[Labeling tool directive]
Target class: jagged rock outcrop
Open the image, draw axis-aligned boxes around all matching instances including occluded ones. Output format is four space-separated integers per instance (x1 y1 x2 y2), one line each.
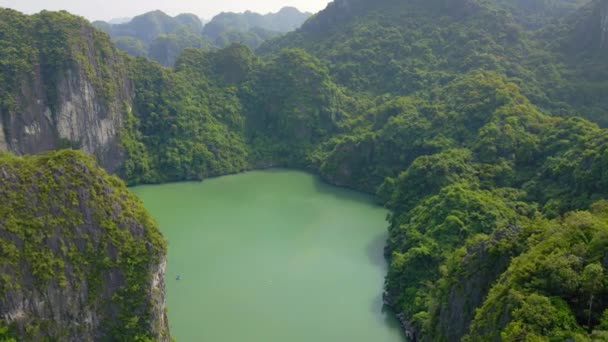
431 225 527 341
0 9 132 173
2 64 131 173
0 150 169 341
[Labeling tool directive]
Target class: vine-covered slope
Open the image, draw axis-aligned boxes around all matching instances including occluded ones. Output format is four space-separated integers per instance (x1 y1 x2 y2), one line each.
0 150 168 341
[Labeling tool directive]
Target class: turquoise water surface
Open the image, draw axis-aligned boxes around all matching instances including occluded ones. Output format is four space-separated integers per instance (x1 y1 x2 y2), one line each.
133 170 404 342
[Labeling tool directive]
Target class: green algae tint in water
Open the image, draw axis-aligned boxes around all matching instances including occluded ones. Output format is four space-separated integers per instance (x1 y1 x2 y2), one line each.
133 170 405 342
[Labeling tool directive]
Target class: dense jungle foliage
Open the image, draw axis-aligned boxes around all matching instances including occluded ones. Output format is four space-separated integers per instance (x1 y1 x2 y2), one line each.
261 0 608 126
121 0 608 339
93 7 311 66
2 0 608 340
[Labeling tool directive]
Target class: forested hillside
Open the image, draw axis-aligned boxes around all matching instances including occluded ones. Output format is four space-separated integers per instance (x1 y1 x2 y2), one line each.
93 7 311 66
203 7 311 48
93 11 211 66
261 0 608 126
2 0 608 340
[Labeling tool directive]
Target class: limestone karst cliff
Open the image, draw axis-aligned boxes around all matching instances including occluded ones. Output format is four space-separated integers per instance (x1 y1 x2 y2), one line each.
0 150 168 341
565 0 608 55
0 9 132 173
2 3 608 340
601 0 608 49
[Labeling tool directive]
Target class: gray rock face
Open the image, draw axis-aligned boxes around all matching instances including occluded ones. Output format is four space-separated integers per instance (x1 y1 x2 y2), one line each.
2 255 169 342
2 64 56 157
432 225 524 341
53 66 131 173
150 258 170 340
601 0 608 48
0 115 7 152
570 0 608 54
0 151 169 341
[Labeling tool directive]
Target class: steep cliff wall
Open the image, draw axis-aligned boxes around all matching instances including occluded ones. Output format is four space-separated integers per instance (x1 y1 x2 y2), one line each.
566 0 608 54
0 150 169 341
0 117 7 152
431 225 528 341
601 0 608 49
0 10 132 173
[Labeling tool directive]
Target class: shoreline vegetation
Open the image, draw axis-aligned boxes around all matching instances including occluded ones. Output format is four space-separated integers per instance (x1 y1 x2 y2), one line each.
1 0 608 340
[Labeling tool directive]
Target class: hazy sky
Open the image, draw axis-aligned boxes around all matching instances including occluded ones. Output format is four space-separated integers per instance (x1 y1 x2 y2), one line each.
0 0 332 21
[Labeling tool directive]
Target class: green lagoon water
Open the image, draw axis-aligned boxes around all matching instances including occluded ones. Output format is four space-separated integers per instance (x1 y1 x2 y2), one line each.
133 170 405 342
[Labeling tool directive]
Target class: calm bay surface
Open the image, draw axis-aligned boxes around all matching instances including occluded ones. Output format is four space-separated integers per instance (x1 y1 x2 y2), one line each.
132 170 405 342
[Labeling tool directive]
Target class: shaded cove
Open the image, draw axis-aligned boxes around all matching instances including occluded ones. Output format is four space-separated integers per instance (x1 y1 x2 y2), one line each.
132 170 405 341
